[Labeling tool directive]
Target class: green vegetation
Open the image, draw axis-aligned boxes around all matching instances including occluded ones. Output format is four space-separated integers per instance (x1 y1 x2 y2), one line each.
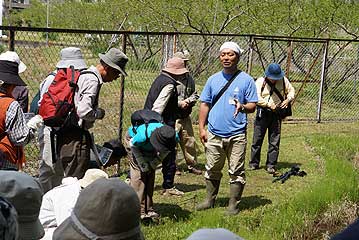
8 0 359 39
135 122 358 239
23 118 359 239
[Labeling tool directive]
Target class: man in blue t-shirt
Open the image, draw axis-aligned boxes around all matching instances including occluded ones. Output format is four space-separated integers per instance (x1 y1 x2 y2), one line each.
197 41 258 215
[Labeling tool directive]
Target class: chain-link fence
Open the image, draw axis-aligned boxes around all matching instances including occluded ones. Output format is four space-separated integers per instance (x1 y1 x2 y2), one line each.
0 26 358 161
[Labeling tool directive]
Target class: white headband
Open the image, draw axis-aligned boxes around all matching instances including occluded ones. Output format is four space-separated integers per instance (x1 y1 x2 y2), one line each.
219 42 244 55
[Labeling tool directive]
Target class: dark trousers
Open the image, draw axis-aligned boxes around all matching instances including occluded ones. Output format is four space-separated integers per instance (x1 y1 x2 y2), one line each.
162 149 176 189
250 107 282 168
55 126 91 179
161 122 176 189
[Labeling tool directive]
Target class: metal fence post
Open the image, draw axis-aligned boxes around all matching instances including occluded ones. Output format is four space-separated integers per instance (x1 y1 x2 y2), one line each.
161 34 175 69
285 40 293 78
247 35 254 74
118 33 127 139
317 40 329 123
9 29 15 51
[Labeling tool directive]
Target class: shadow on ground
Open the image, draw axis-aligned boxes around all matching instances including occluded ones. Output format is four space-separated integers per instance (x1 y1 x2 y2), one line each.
154 182 205 192
276 162 302 171
216 195 272 210
154 202 192 221
176 162 206 171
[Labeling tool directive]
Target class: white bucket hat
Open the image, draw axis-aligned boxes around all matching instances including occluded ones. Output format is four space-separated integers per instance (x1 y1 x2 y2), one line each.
56 47 87 70
78 169 108 188
0 51 27 73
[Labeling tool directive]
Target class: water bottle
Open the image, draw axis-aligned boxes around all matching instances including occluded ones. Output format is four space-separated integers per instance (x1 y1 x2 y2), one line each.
233 87 240 100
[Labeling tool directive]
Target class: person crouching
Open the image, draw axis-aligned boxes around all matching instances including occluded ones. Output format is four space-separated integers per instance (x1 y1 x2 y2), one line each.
127 123 177 219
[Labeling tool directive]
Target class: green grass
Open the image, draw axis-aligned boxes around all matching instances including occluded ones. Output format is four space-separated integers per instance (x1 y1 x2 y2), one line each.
138 122 359 239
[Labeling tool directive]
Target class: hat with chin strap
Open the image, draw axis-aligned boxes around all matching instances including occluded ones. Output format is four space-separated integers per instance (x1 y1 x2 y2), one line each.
0 61 26 86
53 178 144 240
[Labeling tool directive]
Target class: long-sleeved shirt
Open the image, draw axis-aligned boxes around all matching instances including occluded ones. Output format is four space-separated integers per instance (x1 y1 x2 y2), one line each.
255 76 295 108
5 101 31 146
39 177 81 240
152 84 174 115
74 66 103 129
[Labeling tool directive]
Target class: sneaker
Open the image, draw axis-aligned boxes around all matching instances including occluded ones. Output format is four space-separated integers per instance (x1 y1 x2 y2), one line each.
175 169 182 176
266 167 276 174
188 167 202 175
161 187 184 196
147 211 160 218
248 165 259 170
125 178 131 185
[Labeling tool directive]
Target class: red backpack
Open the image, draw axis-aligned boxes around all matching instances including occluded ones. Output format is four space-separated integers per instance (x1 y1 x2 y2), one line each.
39 66 96 127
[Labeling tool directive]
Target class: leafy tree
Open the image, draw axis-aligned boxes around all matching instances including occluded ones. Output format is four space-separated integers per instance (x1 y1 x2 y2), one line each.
8 0 359 38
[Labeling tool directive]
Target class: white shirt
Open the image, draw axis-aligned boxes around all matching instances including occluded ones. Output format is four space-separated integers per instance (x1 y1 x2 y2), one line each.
39 177 81 240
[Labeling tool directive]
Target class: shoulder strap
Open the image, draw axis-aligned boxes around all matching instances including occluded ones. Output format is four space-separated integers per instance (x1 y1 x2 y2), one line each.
282 78 287 97
264 78 285 102
212 70 241 107
79 70 99 80
261 79 266 94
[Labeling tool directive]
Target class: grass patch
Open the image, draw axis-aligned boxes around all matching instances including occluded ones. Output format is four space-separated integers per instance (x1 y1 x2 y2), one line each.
137 122 359 239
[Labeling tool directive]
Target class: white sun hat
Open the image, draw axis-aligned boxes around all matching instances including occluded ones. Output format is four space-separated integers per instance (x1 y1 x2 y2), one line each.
0 51 27 73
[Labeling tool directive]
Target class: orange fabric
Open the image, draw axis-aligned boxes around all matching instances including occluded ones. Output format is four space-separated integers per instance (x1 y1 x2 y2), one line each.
0 93 25 169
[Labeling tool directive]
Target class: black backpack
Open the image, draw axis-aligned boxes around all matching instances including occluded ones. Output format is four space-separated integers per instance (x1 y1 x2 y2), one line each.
130 109 163 140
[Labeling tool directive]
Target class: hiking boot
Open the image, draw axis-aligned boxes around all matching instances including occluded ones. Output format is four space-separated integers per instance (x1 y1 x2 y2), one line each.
226 182 245 215
188 167 202 175
196 179 220 211
266 167 276 174
161 187 184 196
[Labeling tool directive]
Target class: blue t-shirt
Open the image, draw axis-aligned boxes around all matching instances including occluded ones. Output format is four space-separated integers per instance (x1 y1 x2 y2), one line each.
200 71 258 137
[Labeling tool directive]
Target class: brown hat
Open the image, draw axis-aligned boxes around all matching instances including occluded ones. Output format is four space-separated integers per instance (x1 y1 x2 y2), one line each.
163 57 189 75
0 171 44 240
53 178 143 240
0 61 26 86
174 51 190 61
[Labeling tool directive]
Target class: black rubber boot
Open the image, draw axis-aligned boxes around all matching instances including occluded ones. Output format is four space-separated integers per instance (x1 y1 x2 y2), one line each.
226 182 245 215
196 179 220 211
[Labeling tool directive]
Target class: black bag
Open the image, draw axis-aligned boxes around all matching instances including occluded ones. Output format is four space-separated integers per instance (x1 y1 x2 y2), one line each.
131 109 163 140
262 78 293 120
277 102 292 119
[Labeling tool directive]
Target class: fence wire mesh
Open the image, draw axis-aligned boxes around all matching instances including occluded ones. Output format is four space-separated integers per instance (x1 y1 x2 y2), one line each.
0 27 358 162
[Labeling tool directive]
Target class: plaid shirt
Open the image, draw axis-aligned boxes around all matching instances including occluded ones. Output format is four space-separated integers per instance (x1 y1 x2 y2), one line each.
5 101 31 146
